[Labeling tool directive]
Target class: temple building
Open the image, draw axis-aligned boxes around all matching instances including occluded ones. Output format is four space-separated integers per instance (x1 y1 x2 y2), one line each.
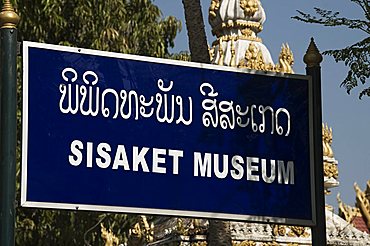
101 1 370 245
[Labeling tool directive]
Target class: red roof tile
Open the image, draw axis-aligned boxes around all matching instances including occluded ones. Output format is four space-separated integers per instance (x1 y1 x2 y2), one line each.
352 216 369 234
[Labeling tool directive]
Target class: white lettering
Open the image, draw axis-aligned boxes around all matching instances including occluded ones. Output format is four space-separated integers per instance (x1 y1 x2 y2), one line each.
96 143 111 168
261 159 276 183
112 145 130 170
246 157 259 181
152 148 166 174
194 152 212 177
168 149 183 175
87 142 93 168
231 155 244 180
278 161 295 184
133 146 150 172
69 140 83 166
214 154 228 179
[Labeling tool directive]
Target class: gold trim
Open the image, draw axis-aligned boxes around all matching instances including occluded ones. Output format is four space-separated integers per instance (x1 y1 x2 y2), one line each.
212 33 262 47
212 20 263 38
0 0 20 29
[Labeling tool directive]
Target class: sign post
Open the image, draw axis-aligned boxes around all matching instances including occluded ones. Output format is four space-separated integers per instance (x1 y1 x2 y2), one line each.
0 1 19 245
304 38 327 246
22 41 316 226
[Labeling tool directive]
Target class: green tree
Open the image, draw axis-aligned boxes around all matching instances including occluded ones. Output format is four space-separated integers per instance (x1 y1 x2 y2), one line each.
13 0 181 245
293 0 370 98
16 0 181 56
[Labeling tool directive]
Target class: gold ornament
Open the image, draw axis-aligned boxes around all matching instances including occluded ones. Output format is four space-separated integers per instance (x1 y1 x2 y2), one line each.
0 0 20 29
287 226 309 238
272 224 286 236
101 223 119 246
209 0 220 19
275 43 294 74
240 0 259 17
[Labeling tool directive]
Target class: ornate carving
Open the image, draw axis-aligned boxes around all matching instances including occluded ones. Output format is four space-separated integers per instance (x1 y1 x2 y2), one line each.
176 218 188 235
212 20 263 38
240 0 260 17
275 44 294 74
338 193 362 223
324 162 339 179
322 123 334 158
272 224 286 236
101 223 119 246
212 33 261 48
235 240 256 246
189 219 208 235
128 216 154 245
209 0 220 19
238 42 258 69
287 226 309 238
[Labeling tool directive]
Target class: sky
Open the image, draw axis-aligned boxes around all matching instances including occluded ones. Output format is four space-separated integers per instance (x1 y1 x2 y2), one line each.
153 0 370 210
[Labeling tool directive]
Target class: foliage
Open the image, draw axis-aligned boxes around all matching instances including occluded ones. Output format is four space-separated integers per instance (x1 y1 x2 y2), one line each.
14 0 181 57
167 51 191 61
293 0 370 98
12 0 181 245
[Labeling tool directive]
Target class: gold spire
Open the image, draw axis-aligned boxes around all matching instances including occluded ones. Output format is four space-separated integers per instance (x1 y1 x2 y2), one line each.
303 38 323 67
0 0 20 29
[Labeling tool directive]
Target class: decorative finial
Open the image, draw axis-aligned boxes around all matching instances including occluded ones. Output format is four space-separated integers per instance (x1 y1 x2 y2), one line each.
303 38 323 67
0 0 20 29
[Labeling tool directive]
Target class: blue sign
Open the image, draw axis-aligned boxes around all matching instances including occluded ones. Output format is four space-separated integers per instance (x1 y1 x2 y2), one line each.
21 41 315 226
